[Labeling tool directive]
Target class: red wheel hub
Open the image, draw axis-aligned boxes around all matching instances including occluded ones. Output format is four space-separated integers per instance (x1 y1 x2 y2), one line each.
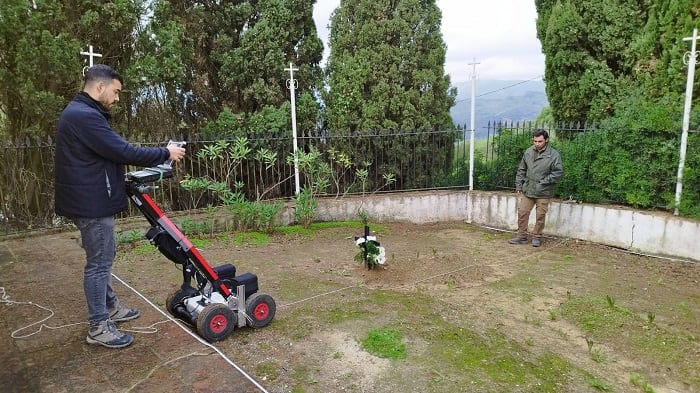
209 314 229 333
253 303 269 320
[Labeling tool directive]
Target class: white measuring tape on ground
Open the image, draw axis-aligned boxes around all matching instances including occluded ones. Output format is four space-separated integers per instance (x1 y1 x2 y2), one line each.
0 286 86 338
111 273 270 393
1 279 268 393
0 286 168 337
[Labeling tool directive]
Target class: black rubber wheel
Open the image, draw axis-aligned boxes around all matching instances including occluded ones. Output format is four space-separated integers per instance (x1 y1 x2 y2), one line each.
245 293 276 328
165 289 189 316
196 303 235 342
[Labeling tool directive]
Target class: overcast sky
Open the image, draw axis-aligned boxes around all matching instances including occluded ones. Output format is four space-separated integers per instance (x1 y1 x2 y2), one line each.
312 0 545 83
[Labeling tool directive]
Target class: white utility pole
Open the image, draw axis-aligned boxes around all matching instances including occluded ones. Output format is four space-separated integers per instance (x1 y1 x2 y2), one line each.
80 45 102 76
467 58 480 191
674 28 699 215
285 63 301 195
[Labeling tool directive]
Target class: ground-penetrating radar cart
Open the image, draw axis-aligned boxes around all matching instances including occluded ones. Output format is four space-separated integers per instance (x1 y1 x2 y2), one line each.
125 147 276 342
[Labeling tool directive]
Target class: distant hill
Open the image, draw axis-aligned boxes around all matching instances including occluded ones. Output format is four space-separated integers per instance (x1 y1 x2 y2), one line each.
450 79 549 139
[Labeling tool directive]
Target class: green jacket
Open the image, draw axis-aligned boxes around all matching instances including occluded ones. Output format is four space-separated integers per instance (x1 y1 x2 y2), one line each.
515 144 563 198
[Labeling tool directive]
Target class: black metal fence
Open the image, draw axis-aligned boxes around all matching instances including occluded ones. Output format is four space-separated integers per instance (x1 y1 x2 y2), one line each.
1 126 469 235
12 121 680 235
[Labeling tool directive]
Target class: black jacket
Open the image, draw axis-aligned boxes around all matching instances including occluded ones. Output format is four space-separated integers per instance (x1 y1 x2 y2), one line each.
54 92 169 218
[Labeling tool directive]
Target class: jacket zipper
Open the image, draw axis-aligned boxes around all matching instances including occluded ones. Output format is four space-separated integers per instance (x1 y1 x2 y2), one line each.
105 170 112 198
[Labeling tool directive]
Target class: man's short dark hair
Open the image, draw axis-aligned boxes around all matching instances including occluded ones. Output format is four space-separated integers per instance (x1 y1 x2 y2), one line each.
84 64 123 85
533 128 549 140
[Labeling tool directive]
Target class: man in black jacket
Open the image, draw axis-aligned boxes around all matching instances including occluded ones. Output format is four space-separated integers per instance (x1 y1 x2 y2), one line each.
55 65 186 348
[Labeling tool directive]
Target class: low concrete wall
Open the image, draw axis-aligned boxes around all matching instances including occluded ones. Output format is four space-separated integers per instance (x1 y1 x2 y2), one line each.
295 190 699 263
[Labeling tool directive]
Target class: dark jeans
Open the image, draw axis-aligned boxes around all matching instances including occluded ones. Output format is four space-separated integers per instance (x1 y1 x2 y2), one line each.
73 216 119 326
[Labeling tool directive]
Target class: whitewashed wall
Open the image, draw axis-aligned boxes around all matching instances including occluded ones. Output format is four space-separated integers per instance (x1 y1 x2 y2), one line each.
279 190 699 262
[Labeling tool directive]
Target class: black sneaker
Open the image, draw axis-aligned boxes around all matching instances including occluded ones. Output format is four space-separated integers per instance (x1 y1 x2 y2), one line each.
532 238 542 247
508 237 528 244
86 320 134 349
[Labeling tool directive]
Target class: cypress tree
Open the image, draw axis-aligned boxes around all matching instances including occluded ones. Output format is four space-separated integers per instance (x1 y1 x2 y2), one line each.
536 0 645 125
324 0 456 132
0 0 144 138
322 0 457 190
129 0 324 133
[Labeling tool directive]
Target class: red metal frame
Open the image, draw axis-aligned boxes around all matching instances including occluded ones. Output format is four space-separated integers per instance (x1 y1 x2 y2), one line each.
126 178 232 297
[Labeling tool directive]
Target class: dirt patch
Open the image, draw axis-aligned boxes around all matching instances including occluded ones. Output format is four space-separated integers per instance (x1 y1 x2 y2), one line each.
295 330 390 391
2 221 699 393
129 221 698 392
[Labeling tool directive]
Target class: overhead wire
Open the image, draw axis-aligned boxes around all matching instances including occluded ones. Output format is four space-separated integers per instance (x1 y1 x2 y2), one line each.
453 74 545 105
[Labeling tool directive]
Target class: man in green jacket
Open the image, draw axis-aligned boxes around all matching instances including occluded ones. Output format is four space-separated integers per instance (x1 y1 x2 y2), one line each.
509 129 563 247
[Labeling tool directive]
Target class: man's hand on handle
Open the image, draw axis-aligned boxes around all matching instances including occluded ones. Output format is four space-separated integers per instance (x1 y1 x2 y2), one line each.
167 144 186 162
